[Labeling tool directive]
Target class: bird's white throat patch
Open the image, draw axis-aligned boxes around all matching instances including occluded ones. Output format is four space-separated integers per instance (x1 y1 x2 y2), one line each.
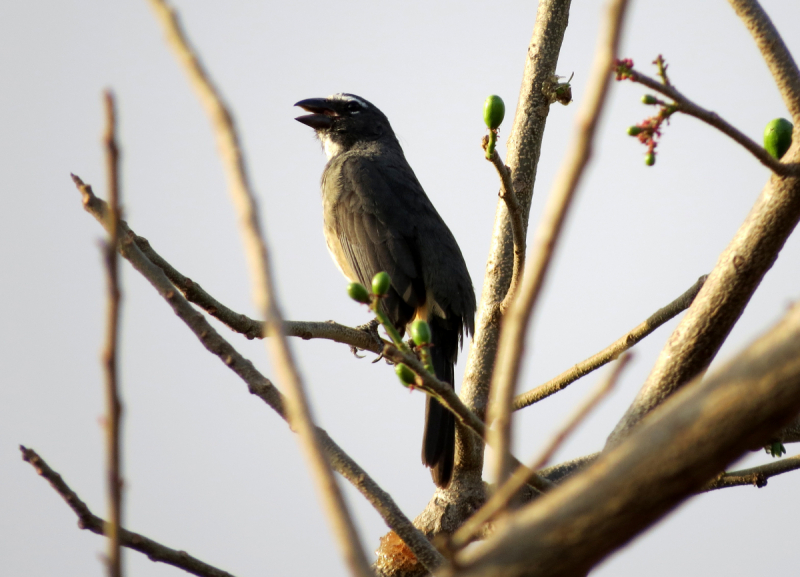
319 132 343 160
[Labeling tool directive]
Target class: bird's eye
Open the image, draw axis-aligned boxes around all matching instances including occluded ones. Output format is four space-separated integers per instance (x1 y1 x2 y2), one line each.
346 101 362 114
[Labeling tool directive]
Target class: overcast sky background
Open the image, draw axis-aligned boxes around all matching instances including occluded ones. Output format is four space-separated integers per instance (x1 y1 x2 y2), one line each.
2 0 799 575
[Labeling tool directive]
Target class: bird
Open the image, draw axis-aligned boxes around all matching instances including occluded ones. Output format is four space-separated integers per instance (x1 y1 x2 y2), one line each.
294 93 476 488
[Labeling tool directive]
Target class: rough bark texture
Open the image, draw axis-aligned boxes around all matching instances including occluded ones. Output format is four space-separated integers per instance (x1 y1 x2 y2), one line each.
451 302 800 577
607 146 800 447
457 0 572 480
374 3 573 574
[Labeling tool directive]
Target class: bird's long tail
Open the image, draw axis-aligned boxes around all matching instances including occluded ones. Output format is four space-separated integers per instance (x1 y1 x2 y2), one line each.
421 318 457 488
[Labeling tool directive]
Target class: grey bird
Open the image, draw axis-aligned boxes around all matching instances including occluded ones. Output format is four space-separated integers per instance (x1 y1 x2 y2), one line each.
294 93 476 487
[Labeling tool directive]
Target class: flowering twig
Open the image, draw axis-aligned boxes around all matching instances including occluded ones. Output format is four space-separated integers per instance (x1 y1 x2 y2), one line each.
615 56 800 175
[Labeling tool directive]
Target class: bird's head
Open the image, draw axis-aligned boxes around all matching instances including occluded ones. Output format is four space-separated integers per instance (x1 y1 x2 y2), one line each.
294 93 393 159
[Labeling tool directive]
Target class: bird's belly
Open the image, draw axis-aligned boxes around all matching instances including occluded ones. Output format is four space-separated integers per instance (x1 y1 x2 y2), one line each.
323 224 357 281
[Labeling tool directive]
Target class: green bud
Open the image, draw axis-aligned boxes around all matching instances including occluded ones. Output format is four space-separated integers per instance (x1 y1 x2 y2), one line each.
483 95 505 130
410 319 431 346
644 153 655 166
763 117 793 159
347 282 371 304
371 271 391 296
641 94 658 105
627 126 643 136
395 363 416 387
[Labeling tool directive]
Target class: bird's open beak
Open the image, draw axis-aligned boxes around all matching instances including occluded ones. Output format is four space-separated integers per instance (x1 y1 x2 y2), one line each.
295 98 336 130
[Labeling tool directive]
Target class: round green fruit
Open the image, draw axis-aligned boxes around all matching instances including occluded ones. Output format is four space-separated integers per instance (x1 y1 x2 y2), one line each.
763 118 793 159
371 271 391 296
395 363 416 386
483 95 505 130
410 319 431 346
347 282 371 304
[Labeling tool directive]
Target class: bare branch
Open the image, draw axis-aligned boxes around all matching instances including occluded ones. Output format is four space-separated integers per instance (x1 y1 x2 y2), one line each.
622 67 799 176
487 0 631 485
71 176 445 573
454 301 800 577
607 146 800 448
513 275 707 411
483 145 526 314
145 2 372 573
132 234 384 353
449 355 629 551
101 90 123 577
458 0 573 480
381 343 554 495
538 452 599 484
728 0 800 123
703 454 800 491
20 446 236 577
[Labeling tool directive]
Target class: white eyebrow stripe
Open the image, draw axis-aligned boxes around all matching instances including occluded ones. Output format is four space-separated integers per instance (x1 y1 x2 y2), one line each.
329 93 368 108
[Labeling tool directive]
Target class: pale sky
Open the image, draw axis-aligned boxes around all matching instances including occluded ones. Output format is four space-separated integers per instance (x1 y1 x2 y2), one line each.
2 1 799 576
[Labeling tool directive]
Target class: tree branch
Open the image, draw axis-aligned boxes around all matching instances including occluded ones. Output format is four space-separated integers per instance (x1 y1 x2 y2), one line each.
381 345 553 495
450 355 628 551
487 0 630 485
703 454 800 491
484 146 526 314
146 2 372 573
621 67 799 176
101 90 124 577
453 300 800 577
607 132 800 448
20 446 236 577
513 275 707 411
132 234 384 353
71 175 445 573
728 0 800 123
457 0 574 481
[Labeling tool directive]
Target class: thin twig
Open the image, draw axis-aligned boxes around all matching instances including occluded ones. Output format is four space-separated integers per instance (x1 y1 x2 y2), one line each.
380 344 554 494
703 454 800 491
513 275 707 411
133 234 384 353
71 175 445 573
20 446 236 577
102 90 123 577
483 146 526 314
727 0 800 123
449 354 629 551
623 68 799 176
145 2 372 575
486 0 631 486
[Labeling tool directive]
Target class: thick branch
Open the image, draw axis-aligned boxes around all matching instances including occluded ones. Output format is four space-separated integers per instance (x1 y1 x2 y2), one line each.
513 275 706 410
487 0 630 485
458 0 573 481
728 0 800 123
450 356 628 551
607 143 800 448
454 301 800 577
72 176 445 573
20 446 236 577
